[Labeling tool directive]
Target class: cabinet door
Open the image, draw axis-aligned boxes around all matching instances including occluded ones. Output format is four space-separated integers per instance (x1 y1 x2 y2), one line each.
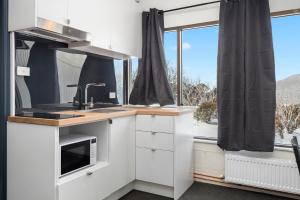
136 115 174 133
67 0 98 32
136 147 174 187
109 116 136 190
58 165 112 200
37 0 68 25
136 131 174 151
68 0 111 49
109 0 142 57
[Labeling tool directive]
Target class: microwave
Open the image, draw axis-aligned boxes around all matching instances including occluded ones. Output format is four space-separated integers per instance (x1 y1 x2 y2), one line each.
59 134 97 176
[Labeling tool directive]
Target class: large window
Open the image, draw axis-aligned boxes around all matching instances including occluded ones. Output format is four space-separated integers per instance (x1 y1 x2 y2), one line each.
182 26 218 107
114 60 124 104
164 25 219 138
164 31 178 103
273 14 300 145
163 13 300 144
130 57 139 92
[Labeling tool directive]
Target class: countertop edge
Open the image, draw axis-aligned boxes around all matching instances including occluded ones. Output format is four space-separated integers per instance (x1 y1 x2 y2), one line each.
8 107 195 127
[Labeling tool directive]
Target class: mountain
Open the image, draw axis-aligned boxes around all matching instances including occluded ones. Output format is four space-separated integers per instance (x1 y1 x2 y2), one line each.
276 74 300 105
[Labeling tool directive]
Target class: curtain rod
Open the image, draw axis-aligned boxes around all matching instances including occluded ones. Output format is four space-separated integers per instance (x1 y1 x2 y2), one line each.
160 0 221 14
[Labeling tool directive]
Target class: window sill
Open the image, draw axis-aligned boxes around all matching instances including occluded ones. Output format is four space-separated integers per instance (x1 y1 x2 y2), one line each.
193 137 293 152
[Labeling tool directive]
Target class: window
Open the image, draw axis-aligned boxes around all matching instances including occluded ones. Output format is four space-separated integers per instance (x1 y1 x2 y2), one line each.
114 60 124 104
182 26 218 108
164 31 178 103
130 57 139 92
162 13 300 143
273 14 300 146
164 25 219 138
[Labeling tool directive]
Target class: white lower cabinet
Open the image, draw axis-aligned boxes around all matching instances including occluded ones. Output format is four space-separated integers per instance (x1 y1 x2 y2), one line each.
58 165 112 200
7 112 194 200
136 147 174 187
136 131 174 151
135 115 175 188
135 113 195 200
109 116 136 190
136 115 174 133
58 116 136 200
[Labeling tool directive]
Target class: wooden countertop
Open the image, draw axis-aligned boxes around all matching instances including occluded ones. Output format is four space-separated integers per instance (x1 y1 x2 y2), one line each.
8 106 195 127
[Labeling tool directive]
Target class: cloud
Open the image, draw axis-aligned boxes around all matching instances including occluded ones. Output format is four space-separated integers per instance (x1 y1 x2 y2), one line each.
182 42 191 50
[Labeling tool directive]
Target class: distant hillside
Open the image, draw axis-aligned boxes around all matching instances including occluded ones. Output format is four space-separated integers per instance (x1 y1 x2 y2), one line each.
276 74 300 105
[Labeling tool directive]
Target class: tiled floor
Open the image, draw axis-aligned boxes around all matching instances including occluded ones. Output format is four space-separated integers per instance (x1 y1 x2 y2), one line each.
120 182 293 200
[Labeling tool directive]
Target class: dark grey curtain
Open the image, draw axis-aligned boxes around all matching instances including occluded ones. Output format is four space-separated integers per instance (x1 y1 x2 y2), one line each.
129 8 174 106
217 0 276 152
76 55 119 104
25 43 60 106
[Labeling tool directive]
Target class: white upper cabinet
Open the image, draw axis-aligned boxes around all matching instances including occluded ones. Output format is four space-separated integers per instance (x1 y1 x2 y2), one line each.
70 0 142 57
68 0 112 50
9 0 142 57
109 0 142 57
9 0 69 31
37 0 69 25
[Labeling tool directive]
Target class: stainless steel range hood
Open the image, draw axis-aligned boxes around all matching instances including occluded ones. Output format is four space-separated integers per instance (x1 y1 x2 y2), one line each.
17 18 91 44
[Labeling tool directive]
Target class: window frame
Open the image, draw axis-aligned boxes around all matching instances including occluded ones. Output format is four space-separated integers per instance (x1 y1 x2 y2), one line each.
164 9 300 106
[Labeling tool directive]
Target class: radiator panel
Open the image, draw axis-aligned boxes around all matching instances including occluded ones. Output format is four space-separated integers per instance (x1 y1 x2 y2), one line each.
225 153 300 194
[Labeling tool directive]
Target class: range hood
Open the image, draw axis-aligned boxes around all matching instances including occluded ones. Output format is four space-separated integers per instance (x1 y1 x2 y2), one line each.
17 18 91 44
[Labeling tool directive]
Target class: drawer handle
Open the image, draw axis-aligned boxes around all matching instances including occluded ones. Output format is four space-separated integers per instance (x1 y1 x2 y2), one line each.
86 171 93 176
151 148 157 152
152 132 157 135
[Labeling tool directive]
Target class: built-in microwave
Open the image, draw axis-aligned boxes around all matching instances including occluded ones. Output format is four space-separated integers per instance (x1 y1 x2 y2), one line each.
59 134 97 177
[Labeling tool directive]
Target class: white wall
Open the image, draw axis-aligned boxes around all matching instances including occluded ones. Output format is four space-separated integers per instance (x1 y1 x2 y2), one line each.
140 0 300 28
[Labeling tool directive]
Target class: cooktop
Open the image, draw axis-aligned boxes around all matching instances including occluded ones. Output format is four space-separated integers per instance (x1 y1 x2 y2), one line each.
15 112 83 120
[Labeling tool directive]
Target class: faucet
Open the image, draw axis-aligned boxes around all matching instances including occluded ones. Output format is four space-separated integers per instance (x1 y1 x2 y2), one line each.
84 82 106 109
67 82 106 110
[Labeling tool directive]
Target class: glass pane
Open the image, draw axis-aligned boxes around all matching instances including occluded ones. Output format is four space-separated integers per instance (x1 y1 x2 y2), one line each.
273 14 300 145
130 57 139 93
164 31 177 104
182 26 218 107
182 26 219 138
114 60 124 104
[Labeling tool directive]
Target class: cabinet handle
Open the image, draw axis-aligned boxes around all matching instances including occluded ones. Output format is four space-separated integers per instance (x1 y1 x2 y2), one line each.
151 148 156 152
86 171 93 176
152 132 157 135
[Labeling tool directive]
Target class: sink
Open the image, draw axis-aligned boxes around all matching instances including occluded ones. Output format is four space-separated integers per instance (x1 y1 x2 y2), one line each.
81 108 127 113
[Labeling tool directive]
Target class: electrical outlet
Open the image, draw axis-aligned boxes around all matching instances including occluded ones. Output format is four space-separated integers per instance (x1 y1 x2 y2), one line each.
109 92 116 99
17 66 30 76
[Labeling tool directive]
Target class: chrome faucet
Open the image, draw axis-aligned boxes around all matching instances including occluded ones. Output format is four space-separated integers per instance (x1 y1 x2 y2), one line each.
84 82 106 109
67 82 106 110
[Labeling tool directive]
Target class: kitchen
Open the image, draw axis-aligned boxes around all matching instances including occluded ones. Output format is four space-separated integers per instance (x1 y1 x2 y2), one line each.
1 0 300 200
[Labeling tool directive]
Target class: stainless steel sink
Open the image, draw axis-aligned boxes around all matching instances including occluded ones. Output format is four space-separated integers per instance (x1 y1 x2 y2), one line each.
81 108 127 113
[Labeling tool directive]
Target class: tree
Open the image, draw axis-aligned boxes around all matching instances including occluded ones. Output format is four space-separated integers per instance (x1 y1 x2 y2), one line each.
275 104 300 138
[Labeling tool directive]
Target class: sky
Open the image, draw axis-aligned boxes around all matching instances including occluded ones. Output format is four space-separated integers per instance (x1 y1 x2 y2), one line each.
164 14 300 88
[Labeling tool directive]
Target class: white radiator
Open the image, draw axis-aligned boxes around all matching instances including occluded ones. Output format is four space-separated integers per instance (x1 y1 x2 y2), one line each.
225 153 300 194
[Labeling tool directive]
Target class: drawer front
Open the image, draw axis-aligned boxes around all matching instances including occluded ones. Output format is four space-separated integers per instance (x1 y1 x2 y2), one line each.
136 147 174 187
136 115 174 133
58 166 112 200
136 131 174 151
